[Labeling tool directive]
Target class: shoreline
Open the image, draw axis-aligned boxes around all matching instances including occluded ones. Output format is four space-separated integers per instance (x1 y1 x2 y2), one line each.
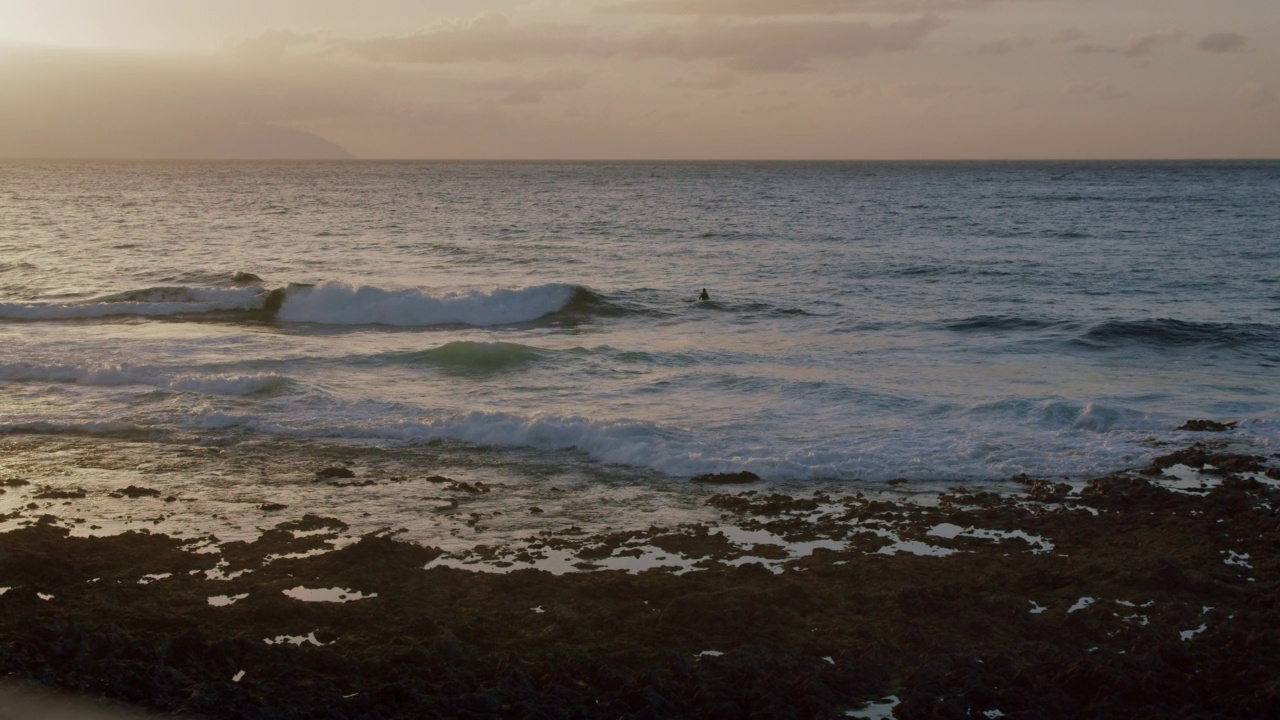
0 435 1277 717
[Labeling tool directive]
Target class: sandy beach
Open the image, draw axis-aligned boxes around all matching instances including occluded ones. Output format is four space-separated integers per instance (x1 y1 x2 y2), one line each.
1 431 1277 719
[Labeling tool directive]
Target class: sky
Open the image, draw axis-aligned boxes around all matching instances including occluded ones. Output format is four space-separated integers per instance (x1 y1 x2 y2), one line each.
0 0 1276 159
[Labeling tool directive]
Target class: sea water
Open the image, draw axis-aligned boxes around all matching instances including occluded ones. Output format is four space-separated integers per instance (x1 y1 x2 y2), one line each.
1 160 1278 541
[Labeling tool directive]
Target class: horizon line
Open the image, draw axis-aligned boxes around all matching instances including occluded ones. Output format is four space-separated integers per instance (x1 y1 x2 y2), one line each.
3 156 1279 163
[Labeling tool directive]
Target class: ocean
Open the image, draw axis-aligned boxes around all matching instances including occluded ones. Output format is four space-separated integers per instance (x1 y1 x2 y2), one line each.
2 160 1278 547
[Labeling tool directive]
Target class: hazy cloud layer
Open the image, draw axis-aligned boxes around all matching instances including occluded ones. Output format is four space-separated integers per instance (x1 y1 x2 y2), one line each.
1065 79 1130 101
599 0 1010 15
473 71 591 104
629 16 945 72
1198 32 1248 54
975 36 1035 55
1071 31 1185 58
251 12 949 74
667 72 739 89
1240 83 1275 111
1 0 1277 159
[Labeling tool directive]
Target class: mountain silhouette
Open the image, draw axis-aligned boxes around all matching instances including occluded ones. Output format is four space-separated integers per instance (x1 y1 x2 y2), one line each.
204 124 354 159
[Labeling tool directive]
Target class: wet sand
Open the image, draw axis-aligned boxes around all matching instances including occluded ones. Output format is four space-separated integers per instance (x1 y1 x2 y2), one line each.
1 436 1278 718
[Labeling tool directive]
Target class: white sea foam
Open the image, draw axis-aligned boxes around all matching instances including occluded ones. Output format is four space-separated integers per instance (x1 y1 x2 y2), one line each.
182 403 1155 483
275 281 578 327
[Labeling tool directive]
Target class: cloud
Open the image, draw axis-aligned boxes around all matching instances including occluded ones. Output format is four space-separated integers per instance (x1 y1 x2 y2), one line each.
599 0 1010 15
1064 79 1129 100
1197 32 1248 55
896 83 1002 98
1239 83 1275 111
257 12 946 74
230 28 328 60
472 71 591 104
337 13 606 64
1049 28 1086 44
667 72 740 89
975 36 1035 56
630 15 947 73
1071 30 1185 58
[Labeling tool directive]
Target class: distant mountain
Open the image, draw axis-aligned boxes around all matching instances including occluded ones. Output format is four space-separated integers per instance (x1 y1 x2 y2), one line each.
204 124 355 160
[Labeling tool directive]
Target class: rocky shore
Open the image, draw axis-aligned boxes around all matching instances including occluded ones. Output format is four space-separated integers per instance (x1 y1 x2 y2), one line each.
1 439 1278 719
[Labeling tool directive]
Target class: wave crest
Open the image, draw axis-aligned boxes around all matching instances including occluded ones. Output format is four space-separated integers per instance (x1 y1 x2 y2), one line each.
275 282 587 327
1075 319 1280 349
393 341 547 373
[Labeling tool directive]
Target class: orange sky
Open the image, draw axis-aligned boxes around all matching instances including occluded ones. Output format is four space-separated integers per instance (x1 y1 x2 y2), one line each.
1 0 1276 159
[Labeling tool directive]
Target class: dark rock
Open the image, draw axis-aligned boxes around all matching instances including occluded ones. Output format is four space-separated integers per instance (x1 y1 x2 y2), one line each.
277 514 349 533
1179 419 1237 432
32 487 87 499
258 503 288 512
1 440 1278 720
117 486 162 498
315 467 355 479
691 471 761 485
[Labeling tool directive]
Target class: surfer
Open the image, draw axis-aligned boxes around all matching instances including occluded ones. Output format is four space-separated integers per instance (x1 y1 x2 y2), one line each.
698 288 710 302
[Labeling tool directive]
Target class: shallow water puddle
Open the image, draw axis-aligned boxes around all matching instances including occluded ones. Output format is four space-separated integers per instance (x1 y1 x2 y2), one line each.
138 573 172 585
1068 597 1096 613
847 695 900 719
282 585 377 602
877 539 955 557
928 522 1054 553
1223 550 1252 568
208 593 249 607
204 559 251 581
265 631 332 646
1181 624 1208 641
1152 465 1220 494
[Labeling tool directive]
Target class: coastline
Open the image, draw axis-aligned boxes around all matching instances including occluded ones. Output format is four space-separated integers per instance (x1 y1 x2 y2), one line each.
1 433 1277 717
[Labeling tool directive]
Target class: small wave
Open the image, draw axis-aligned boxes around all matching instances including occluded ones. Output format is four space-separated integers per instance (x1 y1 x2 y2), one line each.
0 421 151 438
390 341 547 373
0 286 270 321
0 362 290 396
1074 319 1280 349
689 297 812 317
276 281 593 327
896 265 953 277
943 315 1063 332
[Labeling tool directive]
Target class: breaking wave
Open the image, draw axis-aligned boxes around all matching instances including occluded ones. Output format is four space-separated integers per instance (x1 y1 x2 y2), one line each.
275 281 594 327
0 280 615 328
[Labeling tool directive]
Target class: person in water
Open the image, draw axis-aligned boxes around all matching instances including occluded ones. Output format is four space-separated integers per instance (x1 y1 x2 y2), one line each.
698 288 710 301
